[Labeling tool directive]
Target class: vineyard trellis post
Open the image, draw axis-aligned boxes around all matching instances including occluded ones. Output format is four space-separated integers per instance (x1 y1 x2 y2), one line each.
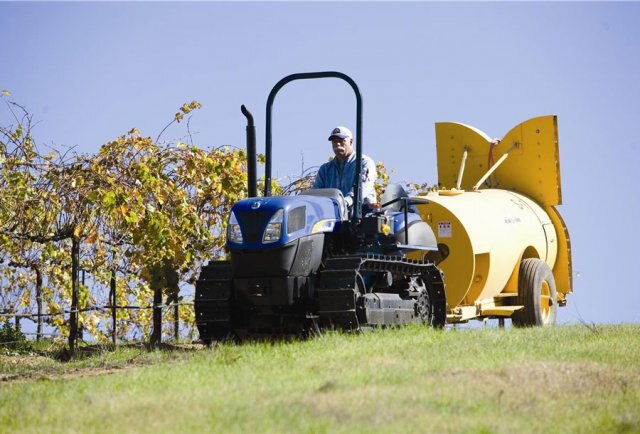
35 266 43 341
110 269 117 345
68 237 80 350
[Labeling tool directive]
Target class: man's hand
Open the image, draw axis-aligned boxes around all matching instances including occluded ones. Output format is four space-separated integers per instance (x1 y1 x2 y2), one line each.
344 196 354 208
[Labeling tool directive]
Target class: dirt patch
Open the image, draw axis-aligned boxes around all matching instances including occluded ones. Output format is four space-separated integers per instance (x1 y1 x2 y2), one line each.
0 342 212 384
1 359 140 384
0 354 52 368
495 361 638 396
301 361 640 425
1 354 54 382
436 361 640 416
26 365 135 383
435 361 640 401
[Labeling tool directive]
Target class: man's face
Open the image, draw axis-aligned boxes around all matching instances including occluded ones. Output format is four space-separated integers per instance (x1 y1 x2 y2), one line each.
331 137 353 161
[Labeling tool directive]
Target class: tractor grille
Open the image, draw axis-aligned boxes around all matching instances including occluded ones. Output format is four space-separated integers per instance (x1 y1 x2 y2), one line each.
236 210 273 243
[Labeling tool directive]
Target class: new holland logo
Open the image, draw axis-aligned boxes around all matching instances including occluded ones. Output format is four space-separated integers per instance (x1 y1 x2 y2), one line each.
251 201 261 209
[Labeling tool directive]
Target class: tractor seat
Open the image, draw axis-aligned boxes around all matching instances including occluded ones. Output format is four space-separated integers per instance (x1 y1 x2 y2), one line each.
380 184 409 214
300 188 348 221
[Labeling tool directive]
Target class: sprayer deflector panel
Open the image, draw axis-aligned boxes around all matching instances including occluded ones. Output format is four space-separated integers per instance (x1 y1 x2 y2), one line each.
435 115 561 206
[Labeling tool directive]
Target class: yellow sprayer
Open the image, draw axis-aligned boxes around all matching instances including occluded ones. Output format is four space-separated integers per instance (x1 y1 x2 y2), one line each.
410 115 572 326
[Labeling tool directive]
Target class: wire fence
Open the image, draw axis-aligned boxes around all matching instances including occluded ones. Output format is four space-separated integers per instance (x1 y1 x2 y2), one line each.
0 301 197 346
0 301 195 318
0 332 62 348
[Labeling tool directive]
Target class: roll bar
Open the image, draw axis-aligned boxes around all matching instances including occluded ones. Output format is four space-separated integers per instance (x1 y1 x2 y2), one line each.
263 72 364 221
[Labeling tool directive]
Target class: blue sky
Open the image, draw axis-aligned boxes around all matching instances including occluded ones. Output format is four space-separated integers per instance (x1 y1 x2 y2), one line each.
1 2 639 325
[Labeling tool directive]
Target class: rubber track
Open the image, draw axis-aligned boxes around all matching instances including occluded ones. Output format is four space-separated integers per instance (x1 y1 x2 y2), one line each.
195 254 447 340
317 254 447 330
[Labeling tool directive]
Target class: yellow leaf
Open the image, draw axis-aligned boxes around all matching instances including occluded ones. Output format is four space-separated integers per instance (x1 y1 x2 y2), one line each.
74 225 82 237
85 231 98 244
1 90 10 95
156 191 167 205
125 211 139 224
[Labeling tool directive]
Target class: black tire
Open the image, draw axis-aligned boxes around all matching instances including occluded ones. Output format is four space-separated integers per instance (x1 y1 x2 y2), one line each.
512 258 557 327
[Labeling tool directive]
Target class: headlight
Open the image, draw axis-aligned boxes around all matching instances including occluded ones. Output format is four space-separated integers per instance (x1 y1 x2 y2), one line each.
227 211 243 243
312 219 336 233
263 209 283 243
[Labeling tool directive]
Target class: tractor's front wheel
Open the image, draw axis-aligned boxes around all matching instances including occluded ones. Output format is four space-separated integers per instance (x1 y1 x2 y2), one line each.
512 258 557 327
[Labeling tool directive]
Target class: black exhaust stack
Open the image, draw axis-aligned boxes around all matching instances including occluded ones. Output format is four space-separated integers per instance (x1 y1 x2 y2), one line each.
241 105 257 198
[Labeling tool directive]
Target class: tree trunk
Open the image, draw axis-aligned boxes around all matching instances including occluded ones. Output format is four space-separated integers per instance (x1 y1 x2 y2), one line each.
68 237 79 351
110 270 117 345
35 266 43 342
150 261 179 346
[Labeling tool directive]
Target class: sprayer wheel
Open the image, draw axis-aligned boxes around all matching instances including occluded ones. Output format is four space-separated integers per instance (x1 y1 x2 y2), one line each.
512 258 557 327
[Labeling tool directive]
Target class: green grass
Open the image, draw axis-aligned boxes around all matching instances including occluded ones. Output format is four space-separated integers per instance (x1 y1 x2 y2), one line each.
1 325 639 433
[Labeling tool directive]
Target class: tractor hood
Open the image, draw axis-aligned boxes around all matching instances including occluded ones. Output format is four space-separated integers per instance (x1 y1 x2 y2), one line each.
227 195 342 249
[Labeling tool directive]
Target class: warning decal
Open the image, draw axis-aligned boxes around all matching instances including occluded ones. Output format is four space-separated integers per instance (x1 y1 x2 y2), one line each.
438 221 452 238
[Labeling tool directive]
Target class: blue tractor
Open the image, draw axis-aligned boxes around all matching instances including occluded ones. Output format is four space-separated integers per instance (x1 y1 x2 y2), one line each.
195 72 446 341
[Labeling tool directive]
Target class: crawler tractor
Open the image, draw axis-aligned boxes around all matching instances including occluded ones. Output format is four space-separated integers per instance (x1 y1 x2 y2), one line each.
195 72 447 341
194 72 573 341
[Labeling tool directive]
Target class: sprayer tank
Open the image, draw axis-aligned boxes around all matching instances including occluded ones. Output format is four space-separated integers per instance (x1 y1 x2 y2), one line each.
415 189 558 311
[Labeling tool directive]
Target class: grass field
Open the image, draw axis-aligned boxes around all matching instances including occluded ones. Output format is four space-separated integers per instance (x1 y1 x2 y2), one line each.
1 324 639 433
